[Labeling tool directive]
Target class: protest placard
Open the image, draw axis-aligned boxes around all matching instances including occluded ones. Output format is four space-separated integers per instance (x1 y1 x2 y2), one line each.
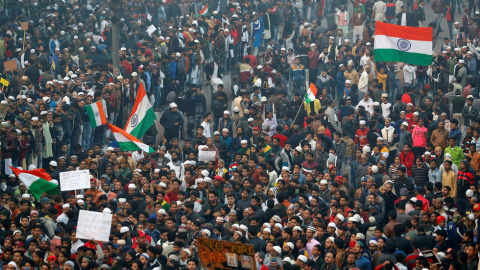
4 60 18 72
420 250 441 265
197 237 256 270
76 210 112 242
59 170 90 191
198 151 216 162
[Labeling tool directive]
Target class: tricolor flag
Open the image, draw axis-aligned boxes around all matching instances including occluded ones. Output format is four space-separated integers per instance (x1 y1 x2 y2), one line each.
305 83 317 104
199 4 208 15
374 22 432 66
124 82 156 139
86 101 107 128
11 166 59 200
110 124 154 154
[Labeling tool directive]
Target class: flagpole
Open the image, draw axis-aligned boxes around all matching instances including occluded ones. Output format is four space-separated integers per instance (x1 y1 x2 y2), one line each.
155 118 167 145
292 96 306 125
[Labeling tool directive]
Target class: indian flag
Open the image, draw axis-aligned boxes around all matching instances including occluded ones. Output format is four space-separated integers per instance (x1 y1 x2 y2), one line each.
110 124 154 154
374 22 432 66
305 83 317 104
199 4 208 15
11 166 59 200
124 82 156 139
86 101 107 128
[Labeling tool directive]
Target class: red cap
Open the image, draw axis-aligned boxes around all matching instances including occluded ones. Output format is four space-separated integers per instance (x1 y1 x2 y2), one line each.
138 230 146 237
414 4 418 9
437 215 446 224
48 255 57 261
335 176 344 185
253 127 259 130
329 165 336 171
214 175 223 181
473 203 480 211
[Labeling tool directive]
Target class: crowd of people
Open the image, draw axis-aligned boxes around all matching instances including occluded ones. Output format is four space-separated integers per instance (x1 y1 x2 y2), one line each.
0 0 480 269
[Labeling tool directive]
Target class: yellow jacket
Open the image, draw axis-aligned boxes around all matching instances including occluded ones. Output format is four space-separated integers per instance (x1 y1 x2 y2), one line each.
304 99 321 116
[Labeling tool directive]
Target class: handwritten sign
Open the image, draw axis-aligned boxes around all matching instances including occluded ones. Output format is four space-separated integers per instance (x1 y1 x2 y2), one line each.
198 151 216 162
76 210 112 242
197 237 256 270
59 170 90 191
0 78 9 87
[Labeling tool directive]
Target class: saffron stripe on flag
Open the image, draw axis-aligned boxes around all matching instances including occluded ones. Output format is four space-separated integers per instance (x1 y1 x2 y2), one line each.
375 22 433 41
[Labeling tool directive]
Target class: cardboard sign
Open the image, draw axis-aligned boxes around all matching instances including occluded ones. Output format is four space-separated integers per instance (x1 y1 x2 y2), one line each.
59 170 90 191
198 151 216 162
76 210 112 242
21 22 28 31
197 237 256 270
4 60 18 72
420 250 441 265
0 78 9 87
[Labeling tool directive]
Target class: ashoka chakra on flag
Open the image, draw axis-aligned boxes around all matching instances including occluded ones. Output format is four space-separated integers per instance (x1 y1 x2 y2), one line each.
374 22 432 66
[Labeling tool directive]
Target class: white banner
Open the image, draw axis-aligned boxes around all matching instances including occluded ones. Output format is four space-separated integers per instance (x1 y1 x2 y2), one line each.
59 170 90 191
198 151 216 162
76 210 112 242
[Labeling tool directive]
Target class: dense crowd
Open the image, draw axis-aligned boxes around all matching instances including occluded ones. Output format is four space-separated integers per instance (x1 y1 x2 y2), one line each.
0 0 480 269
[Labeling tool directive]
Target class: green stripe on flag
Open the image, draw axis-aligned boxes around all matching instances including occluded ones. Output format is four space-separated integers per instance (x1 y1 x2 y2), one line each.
118 141 154 153
130 108 156 139
86 106 98 128
29 179 59 200
374 49 432 66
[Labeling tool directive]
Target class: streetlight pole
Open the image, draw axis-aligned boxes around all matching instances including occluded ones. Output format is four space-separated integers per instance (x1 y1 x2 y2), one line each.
110 0 121 79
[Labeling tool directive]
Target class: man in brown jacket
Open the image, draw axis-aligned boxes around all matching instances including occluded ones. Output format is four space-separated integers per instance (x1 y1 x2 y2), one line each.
351 7 366 42
431 121 449 150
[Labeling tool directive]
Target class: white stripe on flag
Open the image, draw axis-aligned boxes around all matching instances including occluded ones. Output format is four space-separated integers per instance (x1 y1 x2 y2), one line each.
91 103 103 127
375 35 432 55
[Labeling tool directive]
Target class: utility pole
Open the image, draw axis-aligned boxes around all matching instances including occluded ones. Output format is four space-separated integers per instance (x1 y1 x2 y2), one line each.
110 0 122 79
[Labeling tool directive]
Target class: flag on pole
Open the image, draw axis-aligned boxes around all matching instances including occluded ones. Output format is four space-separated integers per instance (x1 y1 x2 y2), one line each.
86 101 107 128
305 83 317 104
11 167 59 200
199 4 208 15
374 22 433 66
110 124 154 154
124 82 156 139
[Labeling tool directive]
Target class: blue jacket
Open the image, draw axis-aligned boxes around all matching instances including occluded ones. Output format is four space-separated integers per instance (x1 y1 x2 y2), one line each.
289 64 306 82
449 127 462 146
169 60 178 79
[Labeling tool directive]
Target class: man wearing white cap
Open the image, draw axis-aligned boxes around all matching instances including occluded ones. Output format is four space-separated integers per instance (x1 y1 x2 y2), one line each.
218 110 236 138
344 63 359 85
160 102 184 141
456 58 468 87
